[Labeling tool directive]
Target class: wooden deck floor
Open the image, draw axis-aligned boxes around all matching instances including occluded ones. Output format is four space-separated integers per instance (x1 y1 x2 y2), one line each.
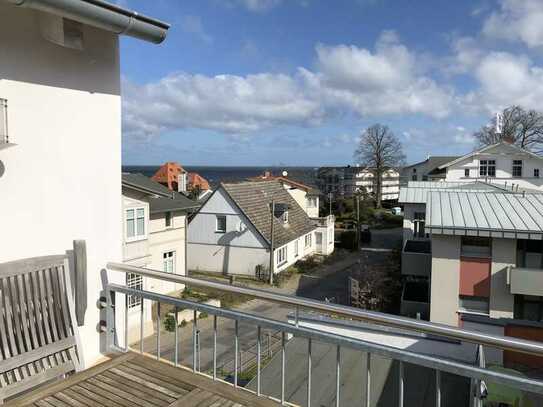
7 353 278 407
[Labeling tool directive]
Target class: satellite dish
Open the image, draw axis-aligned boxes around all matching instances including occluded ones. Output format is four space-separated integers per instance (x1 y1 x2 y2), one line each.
282 171 288 177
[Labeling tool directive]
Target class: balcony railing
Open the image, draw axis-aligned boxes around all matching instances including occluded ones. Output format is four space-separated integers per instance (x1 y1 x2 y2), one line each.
105 262 543 406
401 240 431 277
508 266 543 296
312 215 335 227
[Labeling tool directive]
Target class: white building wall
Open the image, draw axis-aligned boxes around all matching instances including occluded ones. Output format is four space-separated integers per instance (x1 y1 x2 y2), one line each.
0 5 122 366
445 144 543 190
353 168 400 200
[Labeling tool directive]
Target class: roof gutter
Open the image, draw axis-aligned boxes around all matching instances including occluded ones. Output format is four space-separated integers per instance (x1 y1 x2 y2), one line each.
7 0 170 44
122 181 171 198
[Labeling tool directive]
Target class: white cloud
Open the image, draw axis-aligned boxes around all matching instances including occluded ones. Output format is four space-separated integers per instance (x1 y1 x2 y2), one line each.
303 32 455 118
482 0 543 48
180 15 213 44
236 0 283 12
122 72 324 139
123 31 457 140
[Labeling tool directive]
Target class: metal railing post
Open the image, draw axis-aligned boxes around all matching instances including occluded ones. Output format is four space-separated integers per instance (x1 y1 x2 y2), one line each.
366 353 371 407
234 320 239 388
436 370 441 407
124 293 128 352
398 360 404 407
213 315 218 380
156 302 161 360
140 298 144 354
174 306 179 366
335 345 341 407
257 326 262 396
193 310 197 373
281 331 286 405
307 338 312 407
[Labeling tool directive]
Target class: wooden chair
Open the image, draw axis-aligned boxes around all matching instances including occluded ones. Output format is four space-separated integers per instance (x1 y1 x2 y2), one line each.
0 255 82 404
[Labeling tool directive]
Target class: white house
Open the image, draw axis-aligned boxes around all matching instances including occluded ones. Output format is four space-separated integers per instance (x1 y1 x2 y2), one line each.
440 141 543 190
188 180 318 276
122 174 199 342
0 0 168 366
353 167 400 201
250 173 335 255
400 156 459 184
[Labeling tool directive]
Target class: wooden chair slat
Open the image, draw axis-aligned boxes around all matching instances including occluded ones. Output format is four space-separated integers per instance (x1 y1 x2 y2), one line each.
0 257 67 279
30 271 54 370
0 255 83 403
2 278 25 382
0 337 76 375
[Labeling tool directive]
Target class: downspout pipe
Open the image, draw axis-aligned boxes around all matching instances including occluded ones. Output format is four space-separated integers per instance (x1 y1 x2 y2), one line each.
6 0 170 44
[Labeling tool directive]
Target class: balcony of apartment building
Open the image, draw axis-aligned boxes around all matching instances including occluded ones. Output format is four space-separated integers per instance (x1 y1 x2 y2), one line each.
401 239 431 277
4 255 543 406
508 240 543 298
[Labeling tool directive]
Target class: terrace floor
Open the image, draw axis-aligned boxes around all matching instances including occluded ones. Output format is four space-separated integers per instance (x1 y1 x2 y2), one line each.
7 353 278 407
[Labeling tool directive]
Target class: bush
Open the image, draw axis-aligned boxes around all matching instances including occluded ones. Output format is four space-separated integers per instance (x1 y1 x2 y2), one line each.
164 314 176 332
199 312 208 319
180 319 187 327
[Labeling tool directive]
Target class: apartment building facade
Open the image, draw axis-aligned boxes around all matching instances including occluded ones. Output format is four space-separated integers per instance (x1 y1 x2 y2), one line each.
317 166 400 200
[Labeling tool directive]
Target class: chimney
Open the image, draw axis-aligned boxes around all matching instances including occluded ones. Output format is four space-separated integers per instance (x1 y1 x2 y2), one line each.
178 172 187 193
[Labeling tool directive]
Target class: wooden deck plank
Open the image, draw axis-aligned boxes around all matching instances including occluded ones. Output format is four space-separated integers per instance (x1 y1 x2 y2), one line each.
6 353 278 407
125 357 197 391
98 371 175 404
4 353 136 406
109 366 186 397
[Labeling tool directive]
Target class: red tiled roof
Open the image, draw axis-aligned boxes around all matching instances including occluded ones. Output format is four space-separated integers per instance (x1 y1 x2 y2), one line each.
152 162 186 191
188 172 210 191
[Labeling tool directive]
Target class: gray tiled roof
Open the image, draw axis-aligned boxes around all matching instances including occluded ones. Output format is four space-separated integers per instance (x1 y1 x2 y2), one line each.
426 191 543 238
122 173 199 213
122 173 172 197
149 194 200 214
222 181 317 247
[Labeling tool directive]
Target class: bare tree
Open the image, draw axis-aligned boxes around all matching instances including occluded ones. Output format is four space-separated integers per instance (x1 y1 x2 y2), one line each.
475 106 543 153
354 124 405 208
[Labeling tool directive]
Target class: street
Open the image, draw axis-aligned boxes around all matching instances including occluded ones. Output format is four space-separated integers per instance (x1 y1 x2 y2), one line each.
135 227 402 380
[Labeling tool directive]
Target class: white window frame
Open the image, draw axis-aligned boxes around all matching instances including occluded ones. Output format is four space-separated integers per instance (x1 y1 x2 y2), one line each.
535 168 540 178
305 233 312 248
276 245 287 266
513 160 523 178
307 197 317 208
163 251 176 274
127 273 143 308
329 228 334 244
126 207 146 242
282 211 289 224
165 211 172 228
294 240 299 257
479 160 496 177
464 168 470 178
216 215 227 233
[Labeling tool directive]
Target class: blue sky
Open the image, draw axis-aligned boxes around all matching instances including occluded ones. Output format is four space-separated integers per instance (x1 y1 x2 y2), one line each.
120 0 543 166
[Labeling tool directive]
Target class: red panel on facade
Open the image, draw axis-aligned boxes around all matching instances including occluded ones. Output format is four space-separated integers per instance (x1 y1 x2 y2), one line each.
459 257 491 297
504 325 543 369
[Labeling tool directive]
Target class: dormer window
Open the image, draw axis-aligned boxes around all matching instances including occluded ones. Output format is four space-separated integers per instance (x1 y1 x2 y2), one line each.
272 203 289 224
479 160 495 177
0 99 8 145
513 160 523 177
